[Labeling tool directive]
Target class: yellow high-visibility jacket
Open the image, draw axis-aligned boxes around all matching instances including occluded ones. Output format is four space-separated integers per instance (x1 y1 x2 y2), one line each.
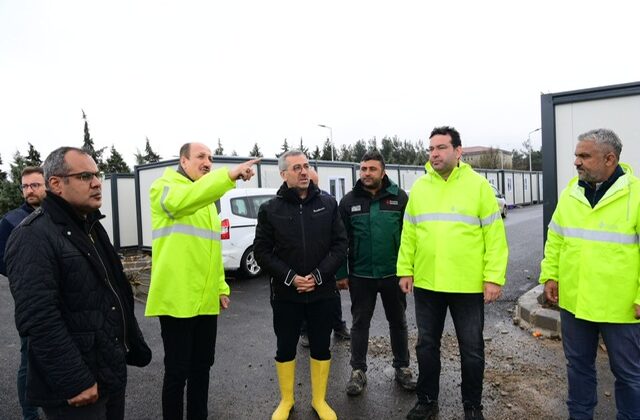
145 167 234 318
397 161 508 292
539 163 640 323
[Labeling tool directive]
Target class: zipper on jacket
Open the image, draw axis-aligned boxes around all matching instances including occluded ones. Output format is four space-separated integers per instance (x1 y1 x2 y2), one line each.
299 203 307 269
88 222 130 353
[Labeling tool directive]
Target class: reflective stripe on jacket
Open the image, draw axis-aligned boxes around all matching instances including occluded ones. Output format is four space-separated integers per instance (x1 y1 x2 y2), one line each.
146 167 234 317
539 163 640 323
396 161 508 292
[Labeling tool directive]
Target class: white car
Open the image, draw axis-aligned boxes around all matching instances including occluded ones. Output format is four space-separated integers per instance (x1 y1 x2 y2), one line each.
216 188 277 277
491 184 508 218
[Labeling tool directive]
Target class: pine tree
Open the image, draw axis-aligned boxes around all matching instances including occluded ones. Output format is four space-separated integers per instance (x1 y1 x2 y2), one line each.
135 137 162 164
105 146 131 174
298 137 309 156
214 139 224 156
0 150 29 214
0 154 7 181
351 140 367 163
338 144 351 162
81 110 107 171
25 143 42 166
249 143 263 157
277 139 289 157
310 146 321 160
320 139 333 160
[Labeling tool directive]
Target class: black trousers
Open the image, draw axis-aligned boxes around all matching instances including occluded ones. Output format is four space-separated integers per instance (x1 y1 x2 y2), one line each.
159 315 218 420
300 289 346 335
414 289 484 406
272 298 334 361
349 275 409 371
42 390 125 420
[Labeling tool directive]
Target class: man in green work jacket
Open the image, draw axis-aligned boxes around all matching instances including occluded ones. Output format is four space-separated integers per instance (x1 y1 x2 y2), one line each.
336 150 414 397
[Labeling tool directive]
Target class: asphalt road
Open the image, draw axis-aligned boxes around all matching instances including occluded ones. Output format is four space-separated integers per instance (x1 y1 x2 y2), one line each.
0 205 617 419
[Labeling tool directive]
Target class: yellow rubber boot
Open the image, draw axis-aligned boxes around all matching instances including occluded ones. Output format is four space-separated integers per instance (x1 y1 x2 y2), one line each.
310 358 337 420
272 360 296 420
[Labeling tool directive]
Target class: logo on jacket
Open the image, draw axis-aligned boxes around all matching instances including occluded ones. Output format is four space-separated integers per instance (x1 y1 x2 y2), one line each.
351 205 362 212
313 207 326 213
387 200 399 206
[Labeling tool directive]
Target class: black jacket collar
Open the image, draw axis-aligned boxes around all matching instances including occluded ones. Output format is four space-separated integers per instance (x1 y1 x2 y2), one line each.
277 181 320 204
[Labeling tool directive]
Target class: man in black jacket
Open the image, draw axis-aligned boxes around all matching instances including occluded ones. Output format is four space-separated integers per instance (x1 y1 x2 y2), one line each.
0 166 46 420
254 150 347 420
5 147 150 420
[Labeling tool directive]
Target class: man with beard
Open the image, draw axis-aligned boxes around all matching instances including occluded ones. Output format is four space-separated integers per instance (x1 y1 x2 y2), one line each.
1 166 46 420
540 128 640 419
145 142 259 420
6 147 150 420
254 150 347 420
336 150 415 396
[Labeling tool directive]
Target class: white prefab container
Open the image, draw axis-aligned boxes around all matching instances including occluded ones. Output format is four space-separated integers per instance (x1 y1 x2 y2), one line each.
102 174 137 249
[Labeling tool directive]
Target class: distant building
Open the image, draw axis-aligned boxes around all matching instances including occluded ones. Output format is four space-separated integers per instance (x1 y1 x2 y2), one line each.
461 146 513 169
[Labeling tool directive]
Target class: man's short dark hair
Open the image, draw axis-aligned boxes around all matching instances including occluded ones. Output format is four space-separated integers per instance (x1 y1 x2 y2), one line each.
360 150 385 171
21 166 44 178
42 147 88 188
429 126 462 148
179 143 191 158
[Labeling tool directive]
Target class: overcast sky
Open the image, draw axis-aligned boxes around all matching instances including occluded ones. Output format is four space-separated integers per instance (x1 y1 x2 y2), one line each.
1 0 638 172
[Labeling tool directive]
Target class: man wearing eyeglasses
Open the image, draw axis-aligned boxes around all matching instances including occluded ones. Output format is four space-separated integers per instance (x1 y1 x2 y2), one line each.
145 142 259 420
5 147 150 420
0 166 46 420
254 150 347 420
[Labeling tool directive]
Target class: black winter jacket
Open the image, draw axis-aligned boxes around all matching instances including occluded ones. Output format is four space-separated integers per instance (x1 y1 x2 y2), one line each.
0 202 34 275
253 181 348 302
5 192 150 407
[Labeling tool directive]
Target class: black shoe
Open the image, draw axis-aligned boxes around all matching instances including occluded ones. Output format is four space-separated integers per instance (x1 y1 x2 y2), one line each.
395 367 417 391
346 369 367 396
300 334 309 348
464 405 484 420
406 400 438 420
333 324 351 340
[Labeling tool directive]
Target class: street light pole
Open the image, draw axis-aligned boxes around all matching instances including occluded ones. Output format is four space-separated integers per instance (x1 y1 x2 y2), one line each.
318 124 334 161
527 128 541 172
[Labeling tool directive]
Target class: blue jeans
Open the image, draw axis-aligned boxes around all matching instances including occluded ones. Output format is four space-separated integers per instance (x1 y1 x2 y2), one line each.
18 336 40 420
349 276 409 371
414 288 484 406
560 309 640 420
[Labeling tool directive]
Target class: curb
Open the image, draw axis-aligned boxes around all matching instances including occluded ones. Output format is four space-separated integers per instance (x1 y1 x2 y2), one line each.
514 284 561 338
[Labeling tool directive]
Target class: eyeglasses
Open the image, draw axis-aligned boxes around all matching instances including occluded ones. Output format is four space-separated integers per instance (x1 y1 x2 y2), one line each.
56 171 104 182
289 163 310 174
19 182 44 191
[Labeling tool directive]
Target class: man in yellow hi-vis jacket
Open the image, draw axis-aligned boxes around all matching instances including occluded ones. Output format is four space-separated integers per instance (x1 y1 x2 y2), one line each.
146 142 258 420
540 128 640 420
397 126 508 420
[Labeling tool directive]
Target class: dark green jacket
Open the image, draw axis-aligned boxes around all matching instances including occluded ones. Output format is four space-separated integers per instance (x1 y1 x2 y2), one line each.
337 176 408 279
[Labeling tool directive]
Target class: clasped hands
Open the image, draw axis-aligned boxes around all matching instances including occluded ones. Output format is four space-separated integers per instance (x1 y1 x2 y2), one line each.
293 274 317 293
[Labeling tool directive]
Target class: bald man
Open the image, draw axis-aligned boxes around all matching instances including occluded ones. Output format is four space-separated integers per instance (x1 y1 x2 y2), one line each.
146 143 259 420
